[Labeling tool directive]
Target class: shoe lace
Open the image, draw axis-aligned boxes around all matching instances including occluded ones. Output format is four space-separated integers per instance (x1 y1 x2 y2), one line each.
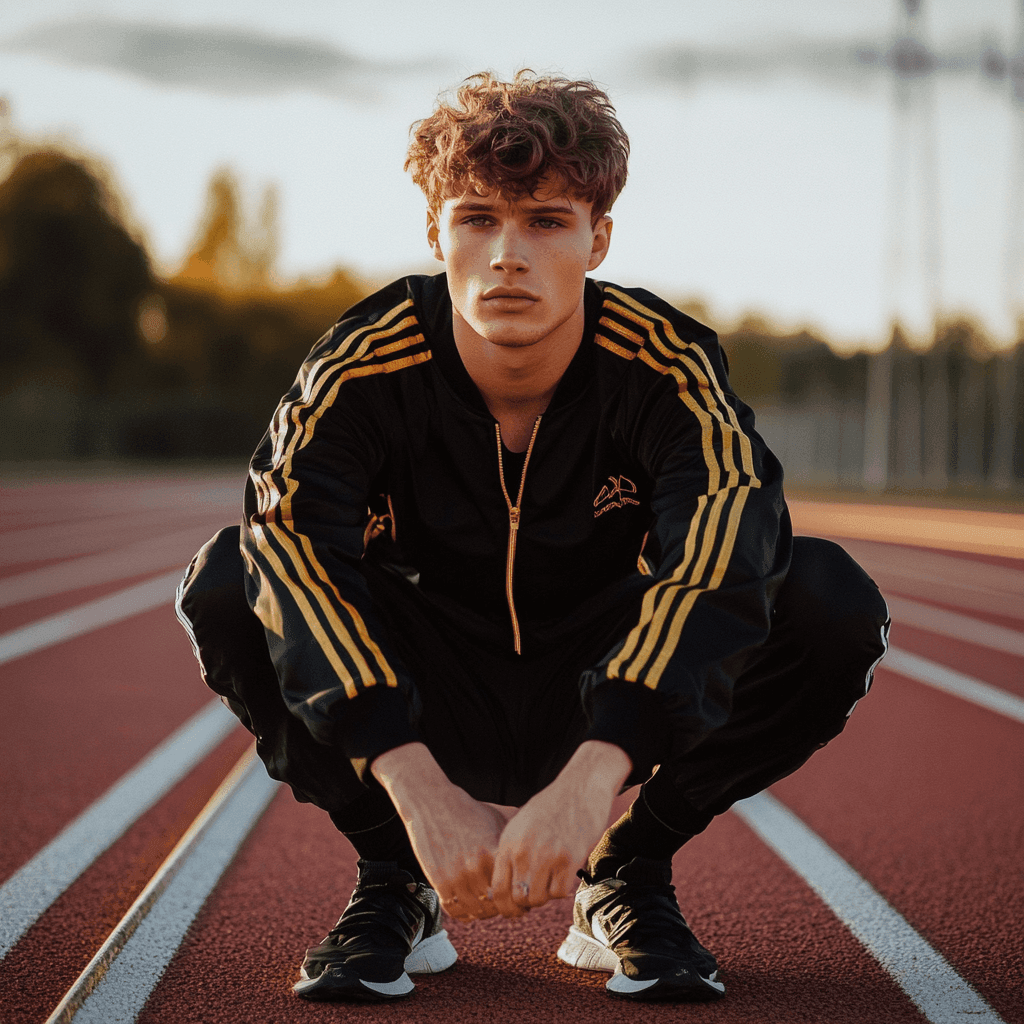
324 882 424 953
595 880 694 953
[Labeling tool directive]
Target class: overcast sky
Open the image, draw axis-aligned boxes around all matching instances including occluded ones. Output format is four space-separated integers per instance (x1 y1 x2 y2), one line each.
2 0 1021 350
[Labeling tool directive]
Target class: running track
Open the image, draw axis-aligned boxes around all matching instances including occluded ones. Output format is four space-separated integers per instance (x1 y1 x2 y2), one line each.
1 471 1021 1023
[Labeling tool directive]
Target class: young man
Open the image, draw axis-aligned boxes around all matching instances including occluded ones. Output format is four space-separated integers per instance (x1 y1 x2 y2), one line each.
177 71 889 1004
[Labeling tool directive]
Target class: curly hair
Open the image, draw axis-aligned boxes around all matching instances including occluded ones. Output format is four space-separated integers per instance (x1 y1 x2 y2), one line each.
405 70 629 220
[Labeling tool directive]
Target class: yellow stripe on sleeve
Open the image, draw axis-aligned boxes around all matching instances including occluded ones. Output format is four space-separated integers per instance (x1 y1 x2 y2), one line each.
607 288 757 479
607 492 709 677
642 484 754 686
599 288 763 691
250 302 427 694
250 521 361 699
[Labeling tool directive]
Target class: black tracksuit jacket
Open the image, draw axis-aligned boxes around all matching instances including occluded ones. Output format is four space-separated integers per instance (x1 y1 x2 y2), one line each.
242 272 792 780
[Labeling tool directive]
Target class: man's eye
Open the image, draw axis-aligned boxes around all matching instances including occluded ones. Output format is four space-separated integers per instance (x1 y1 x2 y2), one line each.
535 219 563 229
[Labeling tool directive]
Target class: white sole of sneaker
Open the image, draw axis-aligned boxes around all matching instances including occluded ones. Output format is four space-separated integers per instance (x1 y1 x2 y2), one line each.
557 926 620 972
292 965 415 1000
292 929 458 1000
607 967 725 997
406 929 458 974
558 927 726 1000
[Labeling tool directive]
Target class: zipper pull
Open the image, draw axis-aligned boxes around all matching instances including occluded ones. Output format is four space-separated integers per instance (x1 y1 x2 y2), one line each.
509 507 521 530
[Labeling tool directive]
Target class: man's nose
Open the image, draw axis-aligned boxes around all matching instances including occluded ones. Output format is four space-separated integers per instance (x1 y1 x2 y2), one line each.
490 225 529 273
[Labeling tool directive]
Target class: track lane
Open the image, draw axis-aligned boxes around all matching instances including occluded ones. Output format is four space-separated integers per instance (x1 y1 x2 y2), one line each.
0 511 231 569
48 751 278 1024
769 667 1024 1023
2 481 1020 1022
735 793 1003 1022
890 622 1024 697
0 606 220 884
0 523 229 608
0 567 187 638
886 595 1024 660
124 525 1021 1022
0 729 251 1024
0 702 237 958
133 787 932 1024
828 539 1024 625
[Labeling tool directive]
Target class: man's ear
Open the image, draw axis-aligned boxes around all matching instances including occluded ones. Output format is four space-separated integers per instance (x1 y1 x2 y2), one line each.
587 215 612 272
426 210 445 263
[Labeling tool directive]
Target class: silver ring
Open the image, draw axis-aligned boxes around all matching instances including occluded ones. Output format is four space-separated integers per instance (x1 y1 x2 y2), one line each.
514 881 530 896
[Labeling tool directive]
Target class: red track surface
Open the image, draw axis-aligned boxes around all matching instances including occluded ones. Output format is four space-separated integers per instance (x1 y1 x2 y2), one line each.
1 471 1021 1023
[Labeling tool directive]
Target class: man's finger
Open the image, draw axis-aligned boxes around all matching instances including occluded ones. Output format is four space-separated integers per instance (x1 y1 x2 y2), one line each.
549 868 577 901
470 857 507 919
532 869 559 908
488 855 525 918
441 861 491 921
441 891 469 920
511 871 550 909
475 888 506 919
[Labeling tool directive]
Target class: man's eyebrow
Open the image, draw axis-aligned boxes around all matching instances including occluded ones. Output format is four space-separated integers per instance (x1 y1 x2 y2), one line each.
526 204 579 217
450 199 579 216
451 200 499 212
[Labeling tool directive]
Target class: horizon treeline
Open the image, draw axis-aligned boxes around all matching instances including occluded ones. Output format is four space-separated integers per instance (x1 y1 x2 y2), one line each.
0 137 1016 462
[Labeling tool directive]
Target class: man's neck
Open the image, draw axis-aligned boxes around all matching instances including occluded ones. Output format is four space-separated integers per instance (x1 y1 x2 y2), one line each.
451 302 586 433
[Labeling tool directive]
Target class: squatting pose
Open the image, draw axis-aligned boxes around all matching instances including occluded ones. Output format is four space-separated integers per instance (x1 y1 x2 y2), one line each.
177 70 890 1004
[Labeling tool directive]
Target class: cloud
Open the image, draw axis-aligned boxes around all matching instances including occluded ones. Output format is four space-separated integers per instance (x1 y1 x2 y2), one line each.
3 17 437 96
633 35 1017 90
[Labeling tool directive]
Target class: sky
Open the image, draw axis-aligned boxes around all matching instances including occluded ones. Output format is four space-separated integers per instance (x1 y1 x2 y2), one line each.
1 0 1022 351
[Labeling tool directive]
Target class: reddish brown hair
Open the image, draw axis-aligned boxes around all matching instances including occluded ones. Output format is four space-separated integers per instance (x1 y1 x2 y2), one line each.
405 70 629 220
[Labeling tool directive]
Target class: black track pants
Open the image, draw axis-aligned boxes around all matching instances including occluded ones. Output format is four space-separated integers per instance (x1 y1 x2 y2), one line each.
176 528 889 835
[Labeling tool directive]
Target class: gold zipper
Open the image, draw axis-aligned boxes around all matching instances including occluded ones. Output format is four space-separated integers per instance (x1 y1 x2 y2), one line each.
495 416 542 655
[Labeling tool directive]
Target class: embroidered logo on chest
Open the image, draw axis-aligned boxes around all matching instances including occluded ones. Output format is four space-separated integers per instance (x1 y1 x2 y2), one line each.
594 475 640 517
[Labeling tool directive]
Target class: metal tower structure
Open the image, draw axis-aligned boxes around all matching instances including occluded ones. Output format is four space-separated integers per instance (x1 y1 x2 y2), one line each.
990 0 1024 490
1006 1 1024 330
863 0 945 491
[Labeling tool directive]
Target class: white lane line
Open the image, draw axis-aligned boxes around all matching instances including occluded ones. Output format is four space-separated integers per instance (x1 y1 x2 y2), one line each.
0 526 218 608
46 751 277 1024
0 569 185 665
0 699 237 959
0 509 230 566
886 646 1024 725
734 793 1005 1024
888 596 1024 658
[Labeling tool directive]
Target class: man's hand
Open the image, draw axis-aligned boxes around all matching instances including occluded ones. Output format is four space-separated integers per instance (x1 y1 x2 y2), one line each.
489 740 631 915
371 743 511 922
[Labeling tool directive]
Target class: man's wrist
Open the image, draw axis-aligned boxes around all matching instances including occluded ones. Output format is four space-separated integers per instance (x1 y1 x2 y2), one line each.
370 742 457 817
560 739 632 798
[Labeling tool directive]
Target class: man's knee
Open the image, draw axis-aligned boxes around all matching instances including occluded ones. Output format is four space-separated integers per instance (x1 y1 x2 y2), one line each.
176 525 271 712
178 525 268 661
783 537 888 634
178 525 248 633
778 536 891 722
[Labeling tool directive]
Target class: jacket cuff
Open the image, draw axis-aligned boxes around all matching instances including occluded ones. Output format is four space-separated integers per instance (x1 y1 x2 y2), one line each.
329 685 421 784
582 677 674 787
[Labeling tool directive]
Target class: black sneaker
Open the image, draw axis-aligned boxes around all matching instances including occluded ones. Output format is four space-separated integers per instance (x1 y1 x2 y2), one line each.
293 860 457 1002
557 857 725 1001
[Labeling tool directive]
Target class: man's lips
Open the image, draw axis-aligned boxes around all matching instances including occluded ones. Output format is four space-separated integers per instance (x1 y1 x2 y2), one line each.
482 288 539 301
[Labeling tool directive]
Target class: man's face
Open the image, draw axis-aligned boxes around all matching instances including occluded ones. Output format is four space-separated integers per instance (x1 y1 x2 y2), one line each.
426 181 612 349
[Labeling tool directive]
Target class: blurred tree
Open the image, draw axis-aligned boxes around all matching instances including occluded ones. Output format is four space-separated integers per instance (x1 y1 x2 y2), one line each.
179 168 246 290
178 169 281 291
249 183 280 288
0 98 20 183
0 148 151 393
720 315 784 400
